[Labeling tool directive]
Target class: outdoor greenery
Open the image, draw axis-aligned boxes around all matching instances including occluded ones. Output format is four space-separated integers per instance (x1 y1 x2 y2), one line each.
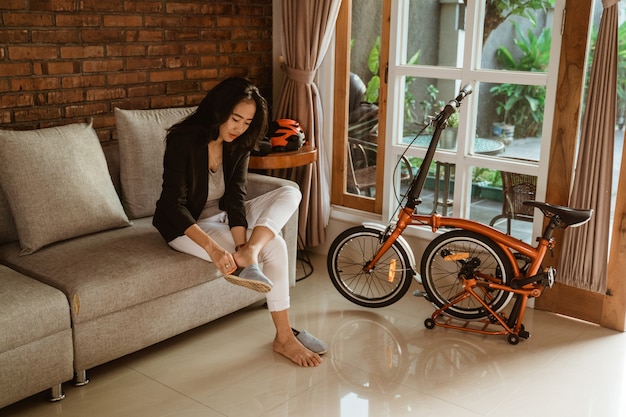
482 0 555 43
489 22 551 138
360 36 421 131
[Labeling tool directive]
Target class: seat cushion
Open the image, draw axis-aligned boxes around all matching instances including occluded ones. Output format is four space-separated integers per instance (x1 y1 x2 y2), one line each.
0 121 130 254
0 265 70 352
0 218 219 324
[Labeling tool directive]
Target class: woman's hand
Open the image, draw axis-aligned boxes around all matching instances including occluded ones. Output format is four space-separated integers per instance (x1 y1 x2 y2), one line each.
208 246 238 275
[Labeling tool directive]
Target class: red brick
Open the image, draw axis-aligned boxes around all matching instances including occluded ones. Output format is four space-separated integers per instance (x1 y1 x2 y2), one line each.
2 13 53 26
124 1 163 14
126 30 163 42
11 77 59 92
81 29 126 43
200 55 229 67
184 43 216 55
8 46 58 60
38 61 80 75
165 2 203 14
166 80 200 94
107 72 146 86
86 87 126 101
83 59 124 73
126 84 164 98
60 45 104 59
14 106 62 122
0 0 27 10
65 102 108 118
147 44 184 56
150 95 185 108
32 29 80 43
144 16 181 28
0 93 34 108
149 70 184 82
182 16 216 28
219 41 249 54
126 57 163 70
199 4 233 15
55 14 101 27
61 74 106 88
0 29 29 43
29 0 78 12
200 29 231 41
47 90 84 104
103 15 142 27
0 111 10 124
165 30 200 41
0 62 32 77
186 68 219 80
106 44 146 57
79 0 124 12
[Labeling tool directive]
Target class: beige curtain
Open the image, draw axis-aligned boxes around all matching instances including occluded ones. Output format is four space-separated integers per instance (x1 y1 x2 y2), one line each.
274 0 341 248
559 0 618 293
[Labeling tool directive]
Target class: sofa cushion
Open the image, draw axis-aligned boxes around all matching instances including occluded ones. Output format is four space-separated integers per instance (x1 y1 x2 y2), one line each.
0 265 71 353
0 121 130 254
0 187 18 245
114 107 196 219
0 218 221 324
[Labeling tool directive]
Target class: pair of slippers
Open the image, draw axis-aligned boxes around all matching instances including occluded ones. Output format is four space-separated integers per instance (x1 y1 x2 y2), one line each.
223 264 273 293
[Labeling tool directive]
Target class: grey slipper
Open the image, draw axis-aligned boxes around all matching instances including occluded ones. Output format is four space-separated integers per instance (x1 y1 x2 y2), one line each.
224 264 273 293
292 328 328 355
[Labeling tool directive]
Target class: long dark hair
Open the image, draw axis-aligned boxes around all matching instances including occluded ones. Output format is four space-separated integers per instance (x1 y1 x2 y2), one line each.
167 77 268 150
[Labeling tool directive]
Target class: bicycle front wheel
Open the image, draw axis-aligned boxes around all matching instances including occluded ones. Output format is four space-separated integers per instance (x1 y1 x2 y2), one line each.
327 226 414 308
421 230 514 320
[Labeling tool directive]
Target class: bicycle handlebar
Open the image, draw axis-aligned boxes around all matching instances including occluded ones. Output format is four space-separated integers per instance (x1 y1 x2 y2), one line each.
406 84 473 208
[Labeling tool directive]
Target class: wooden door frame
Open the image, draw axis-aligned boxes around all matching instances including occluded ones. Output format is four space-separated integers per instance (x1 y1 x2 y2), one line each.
537 0 626 332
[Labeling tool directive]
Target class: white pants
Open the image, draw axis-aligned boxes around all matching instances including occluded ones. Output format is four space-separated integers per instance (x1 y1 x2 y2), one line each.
168 186 301 312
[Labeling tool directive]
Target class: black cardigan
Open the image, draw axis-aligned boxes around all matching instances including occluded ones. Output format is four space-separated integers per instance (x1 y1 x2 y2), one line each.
153 132 250 243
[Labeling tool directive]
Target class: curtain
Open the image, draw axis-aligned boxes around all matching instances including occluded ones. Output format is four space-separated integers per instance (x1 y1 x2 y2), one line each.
274 0 342 248
559 0 618 293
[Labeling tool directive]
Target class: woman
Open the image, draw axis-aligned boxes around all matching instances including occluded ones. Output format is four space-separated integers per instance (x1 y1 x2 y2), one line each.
153 77 325 367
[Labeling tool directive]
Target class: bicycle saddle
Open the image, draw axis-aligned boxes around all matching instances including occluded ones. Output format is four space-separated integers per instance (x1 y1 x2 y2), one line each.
523 201 593 228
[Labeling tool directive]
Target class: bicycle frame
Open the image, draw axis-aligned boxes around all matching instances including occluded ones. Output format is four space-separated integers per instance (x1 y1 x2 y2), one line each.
361 84 557 341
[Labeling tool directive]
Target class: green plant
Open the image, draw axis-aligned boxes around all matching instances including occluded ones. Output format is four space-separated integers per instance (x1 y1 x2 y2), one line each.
483 0 555 44
420 84 459 129
489 23 551 138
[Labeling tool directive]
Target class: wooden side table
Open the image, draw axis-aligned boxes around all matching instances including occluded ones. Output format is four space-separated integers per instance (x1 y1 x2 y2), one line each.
248 145 318 170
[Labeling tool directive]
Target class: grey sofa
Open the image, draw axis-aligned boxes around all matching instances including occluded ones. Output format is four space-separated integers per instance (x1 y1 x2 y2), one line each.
0 108 298 408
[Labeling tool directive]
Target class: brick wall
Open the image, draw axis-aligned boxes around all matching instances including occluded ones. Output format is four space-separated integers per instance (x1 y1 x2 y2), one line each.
0 0 273 142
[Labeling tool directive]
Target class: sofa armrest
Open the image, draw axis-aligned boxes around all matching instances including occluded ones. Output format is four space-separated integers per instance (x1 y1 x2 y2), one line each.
246 172 299 286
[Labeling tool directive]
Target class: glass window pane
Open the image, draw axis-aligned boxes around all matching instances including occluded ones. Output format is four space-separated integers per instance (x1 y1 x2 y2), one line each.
481 3 554 72
469 166 535 244
476 82 545 162
406 0 465 67
347 0 383 197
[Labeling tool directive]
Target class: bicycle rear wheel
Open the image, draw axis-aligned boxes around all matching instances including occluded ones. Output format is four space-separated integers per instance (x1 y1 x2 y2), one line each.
421 230 514 320
327 226 414 308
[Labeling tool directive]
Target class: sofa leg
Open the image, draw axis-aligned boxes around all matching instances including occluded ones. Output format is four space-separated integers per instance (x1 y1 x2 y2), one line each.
75 370 90 386
49 384 65 402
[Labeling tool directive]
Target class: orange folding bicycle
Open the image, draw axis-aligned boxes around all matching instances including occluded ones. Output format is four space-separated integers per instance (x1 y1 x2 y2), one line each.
327 84 593 344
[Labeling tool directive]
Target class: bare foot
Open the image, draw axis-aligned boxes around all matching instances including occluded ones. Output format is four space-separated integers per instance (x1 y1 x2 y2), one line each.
273 334 323 367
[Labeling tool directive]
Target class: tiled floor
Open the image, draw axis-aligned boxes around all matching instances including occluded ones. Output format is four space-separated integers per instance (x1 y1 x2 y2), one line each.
2 253 626 417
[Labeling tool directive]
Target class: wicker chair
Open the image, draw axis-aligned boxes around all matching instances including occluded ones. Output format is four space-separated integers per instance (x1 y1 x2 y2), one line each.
489 172 537 234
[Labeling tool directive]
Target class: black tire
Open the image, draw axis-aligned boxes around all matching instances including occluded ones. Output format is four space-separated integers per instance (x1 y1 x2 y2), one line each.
327 226 414 308
421 230 514 320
